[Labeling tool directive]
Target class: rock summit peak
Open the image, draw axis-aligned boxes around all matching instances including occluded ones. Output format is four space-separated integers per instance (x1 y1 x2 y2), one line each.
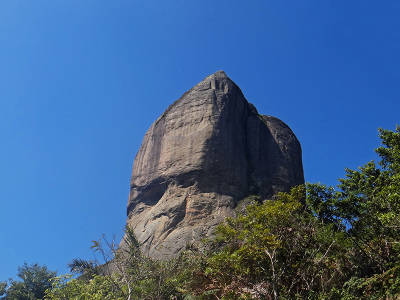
124 72 304 258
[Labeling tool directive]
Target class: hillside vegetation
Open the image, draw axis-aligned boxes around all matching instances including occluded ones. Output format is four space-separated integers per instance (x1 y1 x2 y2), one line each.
2 125 400 300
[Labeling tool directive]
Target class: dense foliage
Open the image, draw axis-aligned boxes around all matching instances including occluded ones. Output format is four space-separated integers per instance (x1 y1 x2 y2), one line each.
188 125 400 299
3 125 399 299
0 263 57 300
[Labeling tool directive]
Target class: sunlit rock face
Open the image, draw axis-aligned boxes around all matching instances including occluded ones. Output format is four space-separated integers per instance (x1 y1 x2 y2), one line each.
124 71 304 259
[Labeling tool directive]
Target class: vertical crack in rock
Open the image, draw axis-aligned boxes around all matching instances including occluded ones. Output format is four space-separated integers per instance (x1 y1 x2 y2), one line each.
123 71 304 259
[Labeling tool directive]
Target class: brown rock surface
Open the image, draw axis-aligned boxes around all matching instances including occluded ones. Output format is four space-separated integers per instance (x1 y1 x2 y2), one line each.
125 71 304 258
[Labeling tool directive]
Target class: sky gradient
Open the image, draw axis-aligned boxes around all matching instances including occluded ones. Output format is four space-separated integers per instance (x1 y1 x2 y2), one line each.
1 1 399 279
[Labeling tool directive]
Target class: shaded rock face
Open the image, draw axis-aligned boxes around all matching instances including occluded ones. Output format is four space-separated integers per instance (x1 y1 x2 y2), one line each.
125 71 304 259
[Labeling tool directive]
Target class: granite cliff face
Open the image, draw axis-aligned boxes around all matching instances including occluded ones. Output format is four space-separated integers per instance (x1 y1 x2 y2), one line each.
125 71 304 258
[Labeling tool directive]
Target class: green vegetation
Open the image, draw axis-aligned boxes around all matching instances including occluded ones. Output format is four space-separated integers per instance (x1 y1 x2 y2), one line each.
2 125 400 299
0 263 57 300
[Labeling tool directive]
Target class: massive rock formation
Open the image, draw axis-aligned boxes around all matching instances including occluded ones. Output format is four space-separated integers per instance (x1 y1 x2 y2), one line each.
125 71 304 259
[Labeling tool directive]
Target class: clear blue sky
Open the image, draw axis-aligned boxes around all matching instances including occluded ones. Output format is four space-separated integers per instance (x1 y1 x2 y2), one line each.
1 1 399 279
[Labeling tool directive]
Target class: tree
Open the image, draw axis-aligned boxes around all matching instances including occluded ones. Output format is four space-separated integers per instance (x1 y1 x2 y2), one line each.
45 274 126 300
188 186 348 300
47 226 190 300
88 226 189 300
0 282 6 298
306 125 400 298
1 262 57 300
43 125 400 299
66 258 100 281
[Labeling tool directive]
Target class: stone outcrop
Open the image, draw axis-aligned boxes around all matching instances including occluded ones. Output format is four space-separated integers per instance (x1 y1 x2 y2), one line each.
125 71 304 259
